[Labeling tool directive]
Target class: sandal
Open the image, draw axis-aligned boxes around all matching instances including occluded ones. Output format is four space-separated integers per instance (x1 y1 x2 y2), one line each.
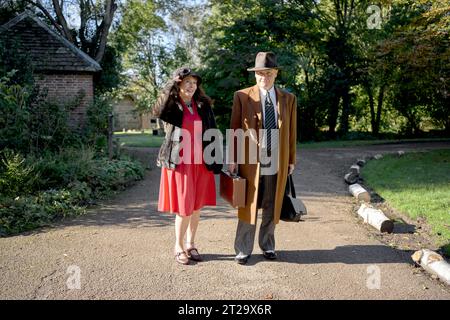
174 251 190 265
186 247 202 262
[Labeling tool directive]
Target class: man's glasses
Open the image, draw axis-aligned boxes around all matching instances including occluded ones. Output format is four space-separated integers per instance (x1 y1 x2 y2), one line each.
256 71 276 77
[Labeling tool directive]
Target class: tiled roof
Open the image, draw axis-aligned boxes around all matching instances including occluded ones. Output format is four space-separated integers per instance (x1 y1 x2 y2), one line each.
0 11 101 72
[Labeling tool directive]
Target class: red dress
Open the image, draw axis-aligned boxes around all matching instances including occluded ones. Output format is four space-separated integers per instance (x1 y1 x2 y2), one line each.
157 99 216 216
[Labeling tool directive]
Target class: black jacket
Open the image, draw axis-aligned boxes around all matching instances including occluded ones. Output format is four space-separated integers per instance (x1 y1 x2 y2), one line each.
153 89 223 174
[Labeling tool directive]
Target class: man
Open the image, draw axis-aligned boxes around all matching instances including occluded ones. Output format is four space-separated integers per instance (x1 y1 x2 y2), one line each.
228 52 297 265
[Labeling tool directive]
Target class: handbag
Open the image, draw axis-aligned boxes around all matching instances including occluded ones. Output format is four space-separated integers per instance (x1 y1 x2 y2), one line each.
219 170 246 208
281 174 307 222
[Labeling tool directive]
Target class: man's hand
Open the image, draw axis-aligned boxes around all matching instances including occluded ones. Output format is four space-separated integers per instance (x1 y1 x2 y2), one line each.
228 163 237 174
288 164 295 175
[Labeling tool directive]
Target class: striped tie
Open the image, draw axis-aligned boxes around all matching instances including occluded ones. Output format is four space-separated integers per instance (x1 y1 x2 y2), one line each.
264 93 276 152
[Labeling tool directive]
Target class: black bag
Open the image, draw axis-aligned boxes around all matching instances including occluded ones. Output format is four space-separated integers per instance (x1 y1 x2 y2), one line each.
280 175 307 222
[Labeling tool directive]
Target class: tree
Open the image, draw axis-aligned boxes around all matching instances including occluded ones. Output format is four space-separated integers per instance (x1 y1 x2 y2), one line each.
301 0 379 137
199 0 315 133
24 0 118 63
113 0 191 115
0 0 28 24
373 0 450 135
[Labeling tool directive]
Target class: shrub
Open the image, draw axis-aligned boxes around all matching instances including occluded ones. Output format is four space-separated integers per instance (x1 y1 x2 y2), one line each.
0 149 40 197
0 71 32 152
83 95 113 154
28 147 144 194
0 71 85 154
27 92 84 153
0 147 144 236
29 147 97 190
0 189 87 235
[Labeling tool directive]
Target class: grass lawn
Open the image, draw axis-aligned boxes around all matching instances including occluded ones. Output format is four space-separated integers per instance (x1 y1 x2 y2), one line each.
115 130 449 150
298 138 450 149
362 149 450 255
114 131 164 148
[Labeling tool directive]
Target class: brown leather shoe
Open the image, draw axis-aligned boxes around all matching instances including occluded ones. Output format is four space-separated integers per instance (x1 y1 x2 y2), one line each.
175 251 190 265
186 247 202 261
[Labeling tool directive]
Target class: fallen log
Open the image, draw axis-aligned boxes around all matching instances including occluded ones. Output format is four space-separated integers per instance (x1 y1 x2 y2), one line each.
349 164 360 174
373 154 383 160
349 184 371 202
344 172 359 184
412 249 450 285
357 204 394 233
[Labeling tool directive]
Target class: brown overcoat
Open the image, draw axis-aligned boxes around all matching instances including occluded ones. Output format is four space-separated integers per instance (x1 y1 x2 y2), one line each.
230 85 297 225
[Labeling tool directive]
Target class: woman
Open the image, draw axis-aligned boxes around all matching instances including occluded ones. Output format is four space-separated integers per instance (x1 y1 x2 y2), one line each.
153 67 222 265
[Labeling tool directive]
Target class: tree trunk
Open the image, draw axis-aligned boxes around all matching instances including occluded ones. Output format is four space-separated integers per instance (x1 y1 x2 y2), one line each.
344 172 359 184
412 249 450 285
349 183 371 202
78 0 88 52
52 0 74 43
301 69 316 141
94 0 117 63
373 85 385 136
445 117 450 136
25 0 64 36
357 204 394 233
366 84 376 135
339 87 350 135
328 94 340 138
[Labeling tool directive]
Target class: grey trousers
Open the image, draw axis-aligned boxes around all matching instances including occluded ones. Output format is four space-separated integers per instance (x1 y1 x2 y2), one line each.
234 173 277 256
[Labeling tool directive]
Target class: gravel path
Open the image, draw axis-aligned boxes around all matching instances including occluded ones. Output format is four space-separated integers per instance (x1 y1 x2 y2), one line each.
1 142 449 299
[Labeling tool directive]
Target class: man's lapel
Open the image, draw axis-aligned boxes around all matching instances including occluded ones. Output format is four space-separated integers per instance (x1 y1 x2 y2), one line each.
249 85 262 128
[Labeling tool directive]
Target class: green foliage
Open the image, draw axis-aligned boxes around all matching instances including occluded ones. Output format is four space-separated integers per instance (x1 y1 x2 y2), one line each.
113 0 196 116
28 147 144 194
0 188 87 235
85 158 144 196
200 0 313 132
29 147 98 191
0 147 144 236
83 95 114 153
372 0 450 136
0 70 86 153
0 37 35 86
0 0 27 25
114 0 165 52
0 149 40 198
29 93 84 152
197 0 448 140
95 45 125 94
0 71 31 151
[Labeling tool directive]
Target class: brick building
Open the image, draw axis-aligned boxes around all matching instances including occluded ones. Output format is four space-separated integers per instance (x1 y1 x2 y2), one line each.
0 11 101 126
112 94 163 133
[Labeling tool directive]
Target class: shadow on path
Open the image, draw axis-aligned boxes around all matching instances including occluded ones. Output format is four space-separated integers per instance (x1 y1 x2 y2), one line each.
199 245 410 265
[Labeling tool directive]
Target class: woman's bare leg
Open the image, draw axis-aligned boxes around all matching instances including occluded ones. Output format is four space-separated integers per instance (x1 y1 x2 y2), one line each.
175 214 190 253
186 210 200 249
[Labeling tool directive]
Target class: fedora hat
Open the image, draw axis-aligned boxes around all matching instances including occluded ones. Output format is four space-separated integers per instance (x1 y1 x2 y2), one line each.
247 52 280 71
